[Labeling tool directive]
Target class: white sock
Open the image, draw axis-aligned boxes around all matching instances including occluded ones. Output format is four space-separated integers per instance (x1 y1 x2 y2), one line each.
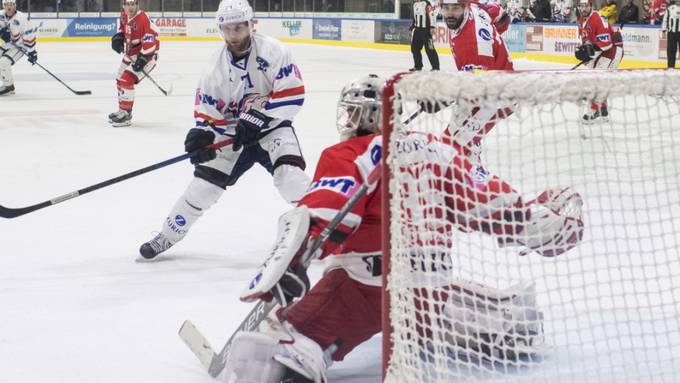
160 177 224 243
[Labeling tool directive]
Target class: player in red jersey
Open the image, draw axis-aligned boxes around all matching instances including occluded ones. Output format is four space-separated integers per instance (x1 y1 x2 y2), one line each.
108 0 160 127
438 0 513 165
575 0 624 122
219 75 584 382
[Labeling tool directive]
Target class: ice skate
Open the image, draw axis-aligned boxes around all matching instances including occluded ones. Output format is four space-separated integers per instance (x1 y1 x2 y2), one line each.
139 233 175 259
581 105 608 124
0 84 15 96
109 110 132 127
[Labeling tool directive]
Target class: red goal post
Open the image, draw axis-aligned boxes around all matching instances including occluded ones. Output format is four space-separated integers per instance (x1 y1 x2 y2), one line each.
380 69 680 383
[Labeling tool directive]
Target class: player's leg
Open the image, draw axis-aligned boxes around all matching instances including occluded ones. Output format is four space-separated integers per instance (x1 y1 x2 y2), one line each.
424 32 440 70
0 43 22 95
669 32 678 68
257 124 310 204
110 62 137 127
139 141 256 258
410 29 425 71
583 54 615 123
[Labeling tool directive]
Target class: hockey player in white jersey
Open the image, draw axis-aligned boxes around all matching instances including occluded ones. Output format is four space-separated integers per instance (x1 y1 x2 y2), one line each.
138 0 310 259
0 0 38 96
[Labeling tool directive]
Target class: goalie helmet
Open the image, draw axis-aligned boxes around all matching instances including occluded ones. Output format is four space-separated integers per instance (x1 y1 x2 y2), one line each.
2 0 16 5
336 74 385 141
215 0 253 26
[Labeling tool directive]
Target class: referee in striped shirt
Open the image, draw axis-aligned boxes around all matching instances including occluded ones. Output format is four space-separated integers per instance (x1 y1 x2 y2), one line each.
662 0 680 68
410 0 440 71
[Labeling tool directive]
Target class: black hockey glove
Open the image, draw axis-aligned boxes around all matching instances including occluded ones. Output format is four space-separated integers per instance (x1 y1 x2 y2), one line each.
575 43 595 62
26 51 37 65
184 128 217 165
132 55 149 72
271 262 310 307
111 32 125 54
232 109 272 151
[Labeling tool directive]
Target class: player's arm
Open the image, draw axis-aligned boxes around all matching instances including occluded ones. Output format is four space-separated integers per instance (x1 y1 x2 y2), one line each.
263 45 305 124
130 14 158 72
111 12 126 53
446 157 584 257
18 14 37 64
186 74 235 164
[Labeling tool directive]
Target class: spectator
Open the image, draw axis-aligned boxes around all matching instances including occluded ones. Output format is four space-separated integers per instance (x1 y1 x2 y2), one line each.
599 0 618 24
520 5 538 19
618 0 640 22
644 0 667 24
532 0 553 20
553 0 574 21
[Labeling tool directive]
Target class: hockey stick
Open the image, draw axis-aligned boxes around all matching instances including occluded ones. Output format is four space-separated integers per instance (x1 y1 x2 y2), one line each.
141 69 172 96
0 139 233 219
179 162 383 379
11 39 92 96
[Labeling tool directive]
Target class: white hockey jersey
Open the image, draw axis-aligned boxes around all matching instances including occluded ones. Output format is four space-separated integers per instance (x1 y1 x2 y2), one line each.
0 10 37 53
194 33 305 136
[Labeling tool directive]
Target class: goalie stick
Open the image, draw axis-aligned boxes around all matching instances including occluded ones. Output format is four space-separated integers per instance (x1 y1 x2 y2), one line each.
0 139 233 219
178 162 383 379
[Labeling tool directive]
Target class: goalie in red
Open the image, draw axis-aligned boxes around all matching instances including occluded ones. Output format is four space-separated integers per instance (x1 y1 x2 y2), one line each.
221 75 584 382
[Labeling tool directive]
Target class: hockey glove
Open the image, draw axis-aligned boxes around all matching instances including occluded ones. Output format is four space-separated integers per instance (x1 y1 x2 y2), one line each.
132 55 149 72
232 109 272 151
574 43 596 62
184 128 217 165
26 51 37 65
111 32 125 54
271 262 311 307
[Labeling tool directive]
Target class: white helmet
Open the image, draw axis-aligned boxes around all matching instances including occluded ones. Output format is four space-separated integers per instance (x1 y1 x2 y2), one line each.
2 0 17 5
215 0 253 26
336 74 385 141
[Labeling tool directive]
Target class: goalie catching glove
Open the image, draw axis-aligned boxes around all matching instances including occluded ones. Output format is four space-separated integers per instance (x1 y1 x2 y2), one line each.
499 187 584 257
241 206 313 307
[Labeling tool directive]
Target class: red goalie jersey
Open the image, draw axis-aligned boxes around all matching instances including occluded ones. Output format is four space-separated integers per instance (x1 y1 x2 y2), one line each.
448 5 513 71
118 10 159 63
297 133 523 288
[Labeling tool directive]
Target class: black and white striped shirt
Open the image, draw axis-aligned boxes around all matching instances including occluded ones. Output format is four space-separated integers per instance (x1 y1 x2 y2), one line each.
413 0 435 29
663 4 680 33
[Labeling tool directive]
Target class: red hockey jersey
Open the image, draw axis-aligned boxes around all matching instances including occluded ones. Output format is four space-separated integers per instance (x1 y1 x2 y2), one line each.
299 133 521 287
579 11 622 60
119 10 159 63
448 5 513 71
476 1 510 35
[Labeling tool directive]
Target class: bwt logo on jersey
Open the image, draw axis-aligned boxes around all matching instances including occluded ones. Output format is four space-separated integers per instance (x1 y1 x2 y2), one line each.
143 34 155 42
275 64 302 80
596 34 610 42
195 90 226 110
309 176 357 195
478 28 492 41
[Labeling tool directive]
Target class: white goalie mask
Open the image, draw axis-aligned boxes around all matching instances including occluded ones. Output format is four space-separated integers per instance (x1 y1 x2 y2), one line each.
215 0 253 27
336 74 385 141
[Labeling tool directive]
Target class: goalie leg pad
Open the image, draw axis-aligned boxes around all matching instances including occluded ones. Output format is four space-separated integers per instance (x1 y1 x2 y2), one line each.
442 279 545 361
240 206 310 302
224 332 286 383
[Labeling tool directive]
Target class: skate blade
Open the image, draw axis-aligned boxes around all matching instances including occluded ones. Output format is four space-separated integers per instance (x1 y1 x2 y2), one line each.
110 120 132 127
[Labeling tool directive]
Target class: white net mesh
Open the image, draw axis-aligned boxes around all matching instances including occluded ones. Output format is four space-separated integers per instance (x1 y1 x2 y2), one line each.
383 70 680 383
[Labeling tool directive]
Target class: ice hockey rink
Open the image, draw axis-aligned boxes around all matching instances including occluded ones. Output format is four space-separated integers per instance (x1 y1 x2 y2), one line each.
2 41 678 383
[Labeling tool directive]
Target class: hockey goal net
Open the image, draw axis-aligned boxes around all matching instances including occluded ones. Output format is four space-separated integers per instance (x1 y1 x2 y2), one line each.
380 70 680 383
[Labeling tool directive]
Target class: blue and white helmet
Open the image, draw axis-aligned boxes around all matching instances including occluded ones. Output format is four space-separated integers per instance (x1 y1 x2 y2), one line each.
336 74 385 141
215 0 254 26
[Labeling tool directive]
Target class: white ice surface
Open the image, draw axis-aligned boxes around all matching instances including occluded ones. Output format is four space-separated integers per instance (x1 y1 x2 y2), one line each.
0 41 575 383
